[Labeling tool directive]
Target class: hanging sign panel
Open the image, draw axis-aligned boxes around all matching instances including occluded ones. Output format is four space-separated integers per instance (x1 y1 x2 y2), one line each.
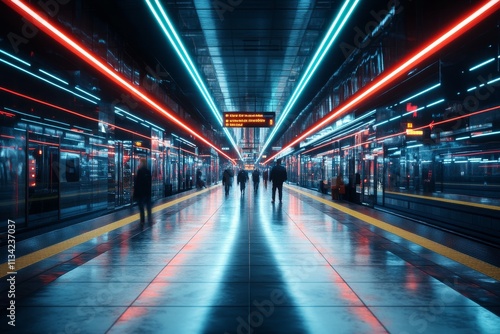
223 112 275 128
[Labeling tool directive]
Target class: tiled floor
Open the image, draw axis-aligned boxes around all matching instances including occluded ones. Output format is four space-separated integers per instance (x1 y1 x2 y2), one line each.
1 184 499 333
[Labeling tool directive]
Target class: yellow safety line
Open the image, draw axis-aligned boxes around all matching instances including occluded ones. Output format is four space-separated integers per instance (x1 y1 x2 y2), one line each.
0 186 214 279
385 190 500 211
287 185 500 281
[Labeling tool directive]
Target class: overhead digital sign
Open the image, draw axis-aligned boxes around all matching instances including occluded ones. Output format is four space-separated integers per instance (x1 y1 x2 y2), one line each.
223 112 275 128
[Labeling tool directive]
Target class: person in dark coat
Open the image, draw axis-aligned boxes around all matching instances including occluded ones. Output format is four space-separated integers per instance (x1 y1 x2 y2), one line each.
263 168 269 188
269 158 287 203
252 168 260 192
237 169 248 195
196 168 205 189
222 167 233 196
134 158 152 224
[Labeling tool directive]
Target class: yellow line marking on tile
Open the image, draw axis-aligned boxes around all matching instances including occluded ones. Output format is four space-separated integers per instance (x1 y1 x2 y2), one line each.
287 185 500 281
385 190 500 211
0 186 214 279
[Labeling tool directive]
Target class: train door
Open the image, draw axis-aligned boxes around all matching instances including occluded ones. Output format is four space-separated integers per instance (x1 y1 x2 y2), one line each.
107 140 115 210
361 155 376 207
376 154 385 205
0 127 26 228
114 141 125 207
27 134 60 227
122 141 133 204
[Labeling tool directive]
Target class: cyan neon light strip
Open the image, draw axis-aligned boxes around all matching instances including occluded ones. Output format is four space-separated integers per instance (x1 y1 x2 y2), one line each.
75 86 101 101
426 98 444 107
471 130 500 138
39 69 69 85
4 107 41 119
145 0 241 160
0 57 98 105
45 118 70 126
488 77 500 84
0 49 30 67
469 57 495 71
402 105 425 116
399 83 440 104
258 0 360 162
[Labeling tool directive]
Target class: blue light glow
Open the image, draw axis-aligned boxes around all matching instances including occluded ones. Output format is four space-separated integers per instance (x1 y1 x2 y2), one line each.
399 83 440 104
0 57 97 104
469 57 495 71
39 69 68 85
258 0 360 162
0 49 31 67
75 86 101 101
426 99 445 107
146 0 241 159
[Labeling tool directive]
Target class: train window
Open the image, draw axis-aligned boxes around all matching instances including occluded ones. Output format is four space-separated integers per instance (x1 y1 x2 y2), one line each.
65 158 79 182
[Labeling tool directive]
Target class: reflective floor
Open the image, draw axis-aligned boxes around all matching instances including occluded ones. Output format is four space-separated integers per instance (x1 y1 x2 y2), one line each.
1 184 499 333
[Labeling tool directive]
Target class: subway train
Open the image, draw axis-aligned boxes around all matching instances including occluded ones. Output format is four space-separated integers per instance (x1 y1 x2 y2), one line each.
1 0 499 247
0 122 218 231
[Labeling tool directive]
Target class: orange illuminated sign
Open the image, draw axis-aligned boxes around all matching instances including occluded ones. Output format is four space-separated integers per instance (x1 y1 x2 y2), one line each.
406 129 424 135
224 112 275 128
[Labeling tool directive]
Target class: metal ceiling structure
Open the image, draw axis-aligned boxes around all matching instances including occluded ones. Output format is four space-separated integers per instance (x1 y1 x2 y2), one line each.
102 0 369 163
6 0 497 164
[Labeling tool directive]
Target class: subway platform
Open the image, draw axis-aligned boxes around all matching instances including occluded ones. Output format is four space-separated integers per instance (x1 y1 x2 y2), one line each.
1 183 499 333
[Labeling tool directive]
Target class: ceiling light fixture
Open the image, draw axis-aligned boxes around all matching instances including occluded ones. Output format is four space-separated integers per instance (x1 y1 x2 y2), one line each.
264 0 500 164
3 0 235 163
257 0 360 163
145 0 242 160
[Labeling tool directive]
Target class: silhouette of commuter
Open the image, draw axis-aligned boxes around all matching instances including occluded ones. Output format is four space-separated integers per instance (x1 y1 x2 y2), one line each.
196 168 205 189
134 158 152 224
269 158 287 203
237 169 248 195
263 168 269 188
222 167 233 196
252 168 260 192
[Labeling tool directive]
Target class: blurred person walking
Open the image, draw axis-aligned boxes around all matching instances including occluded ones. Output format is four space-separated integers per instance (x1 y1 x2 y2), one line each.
269 158 287 203
252 168 260 193
237 168 248 195
134 158 152 225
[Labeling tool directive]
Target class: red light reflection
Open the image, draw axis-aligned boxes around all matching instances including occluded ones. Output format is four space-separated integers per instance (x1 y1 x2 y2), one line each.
265 1 500 163
2 1 235 163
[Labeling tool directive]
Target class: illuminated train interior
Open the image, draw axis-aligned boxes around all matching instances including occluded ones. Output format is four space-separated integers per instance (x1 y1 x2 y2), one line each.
0 1 499 244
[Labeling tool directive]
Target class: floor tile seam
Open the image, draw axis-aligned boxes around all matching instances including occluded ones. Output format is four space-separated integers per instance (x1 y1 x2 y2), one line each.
104 193 228 333
0 231 147 297
413 264 500 300
282 189 391 332
286 185 500 282
0 189 218 280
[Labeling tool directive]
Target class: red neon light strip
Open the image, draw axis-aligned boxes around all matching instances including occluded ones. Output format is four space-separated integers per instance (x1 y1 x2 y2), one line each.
265 0 500 164
29 139 60 147
0 86 151 140
3 1 234 163
0 110 15 117
301 104 500 156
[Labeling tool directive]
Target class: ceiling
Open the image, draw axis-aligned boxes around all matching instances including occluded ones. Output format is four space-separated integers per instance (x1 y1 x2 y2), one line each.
87 0 381 162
